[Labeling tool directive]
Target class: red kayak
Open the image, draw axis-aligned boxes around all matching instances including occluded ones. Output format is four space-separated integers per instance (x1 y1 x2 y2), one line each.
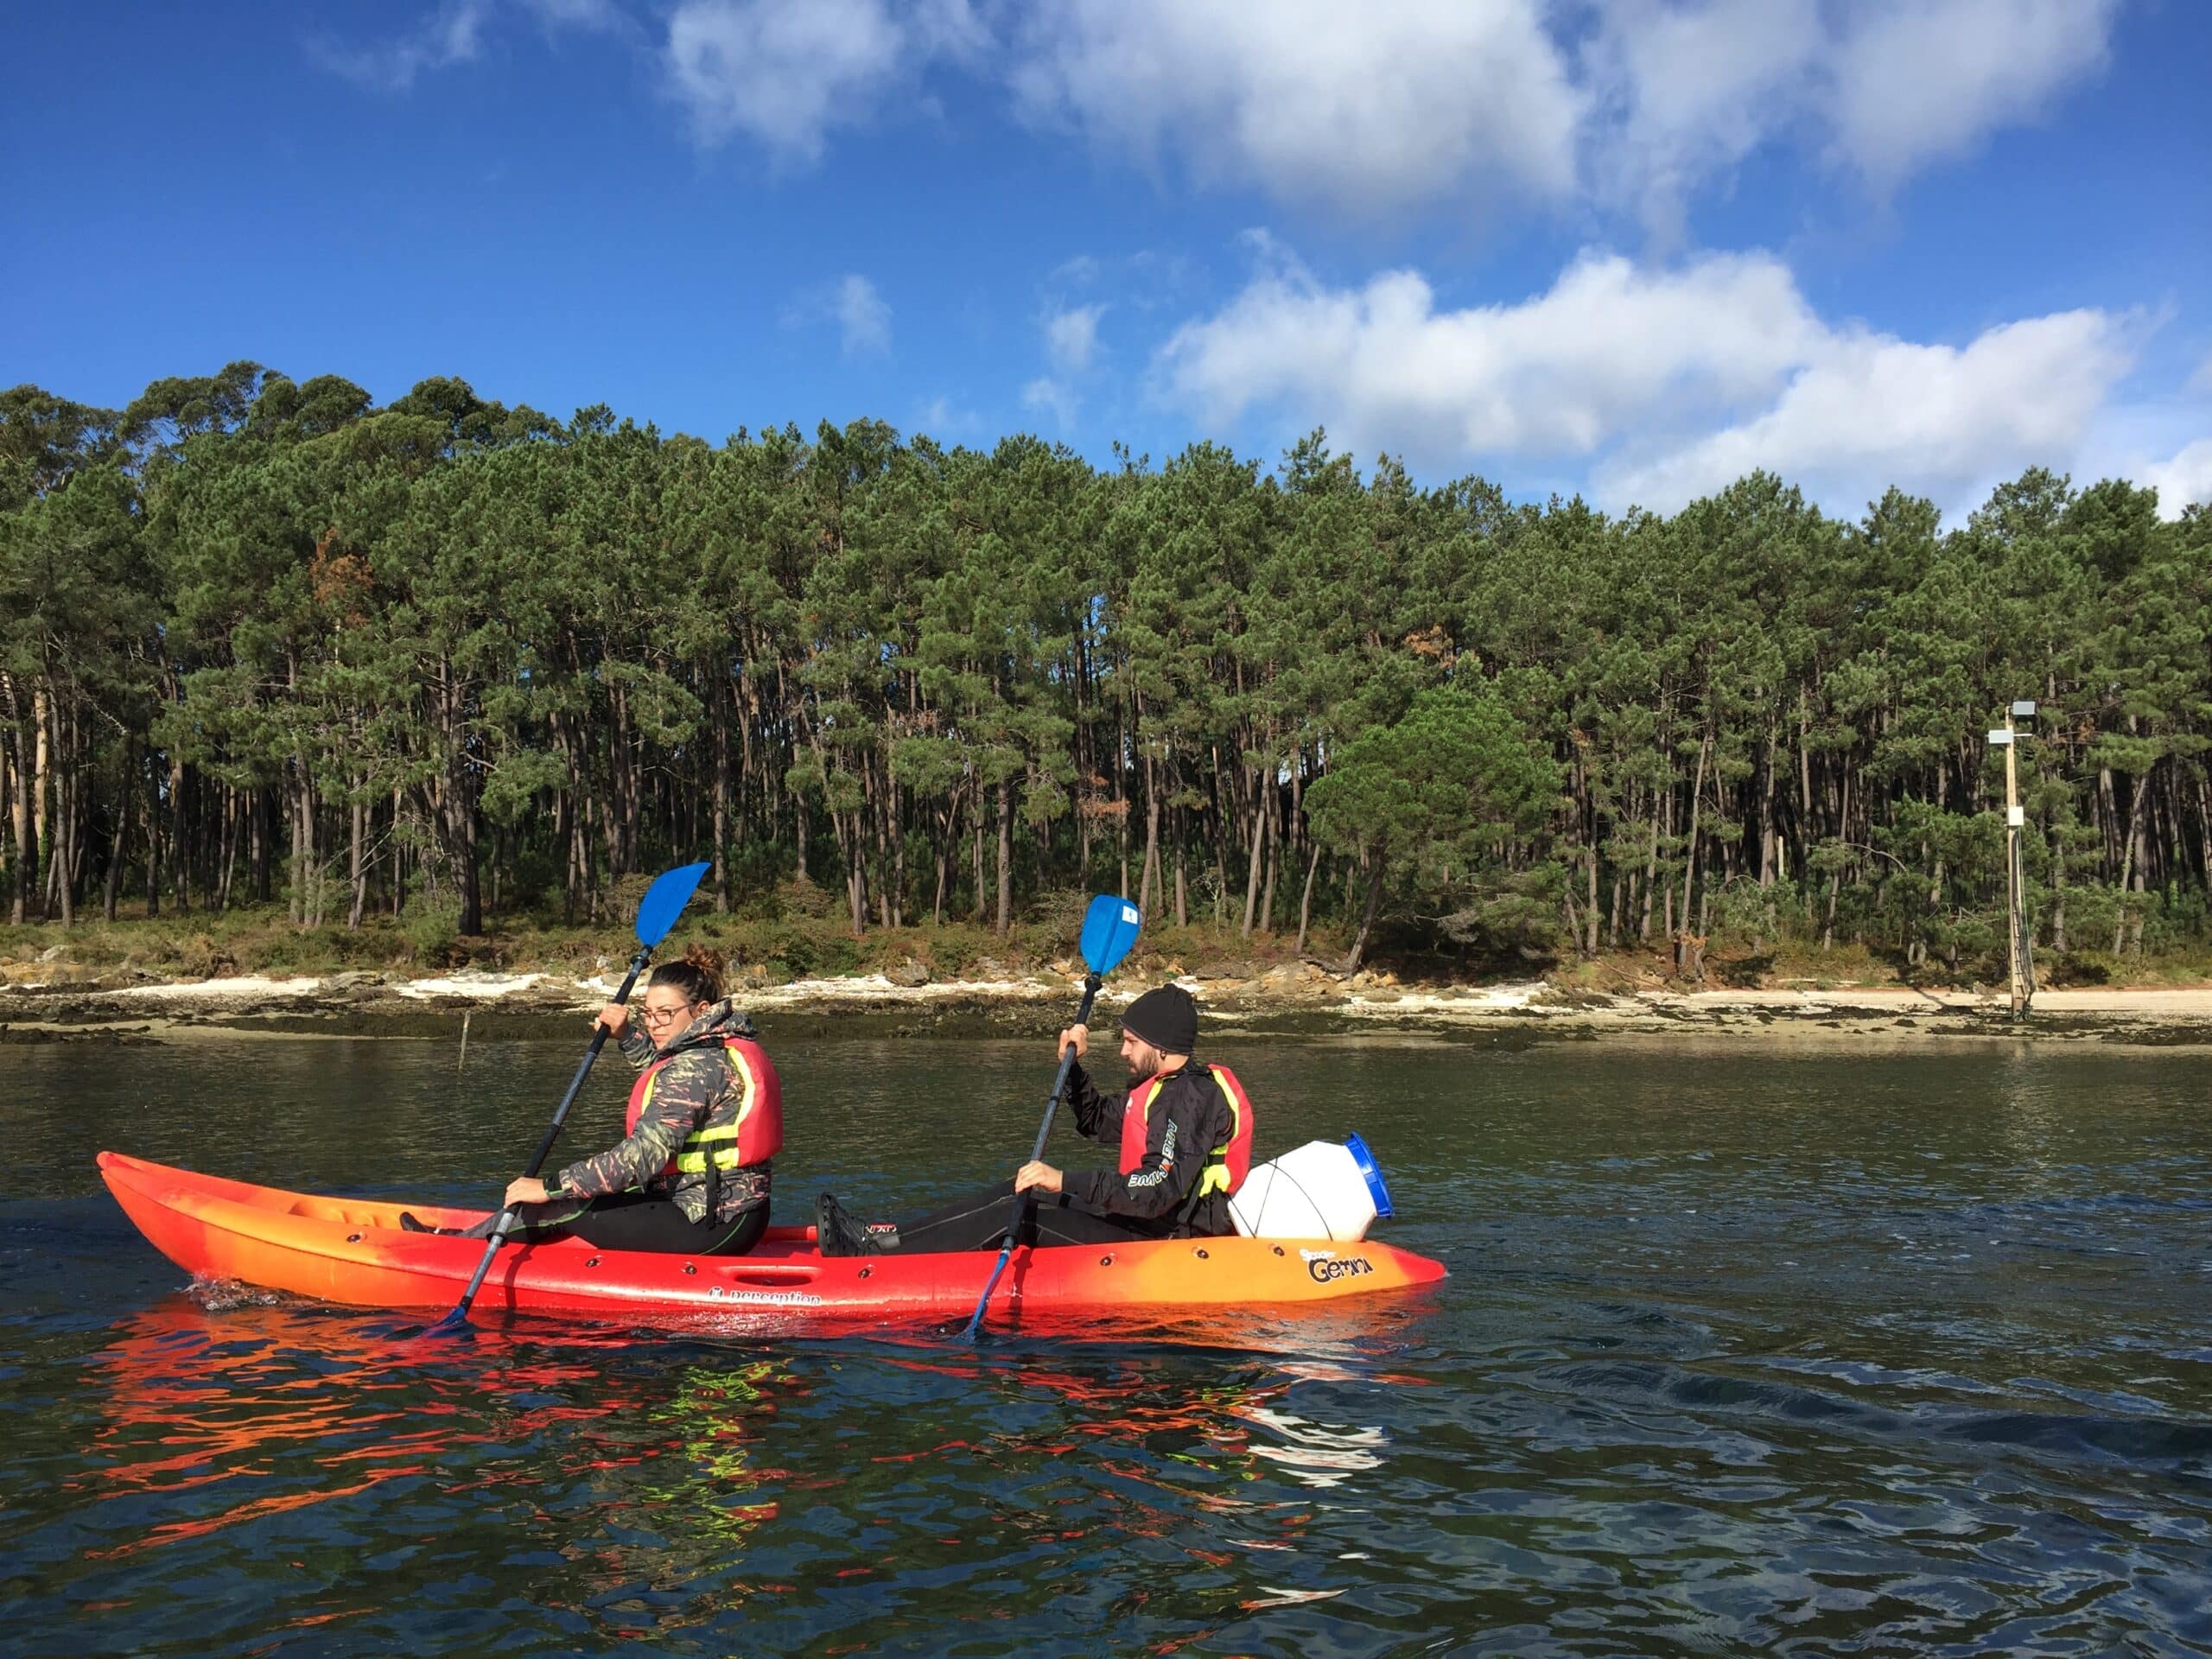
99 1152 1447 1330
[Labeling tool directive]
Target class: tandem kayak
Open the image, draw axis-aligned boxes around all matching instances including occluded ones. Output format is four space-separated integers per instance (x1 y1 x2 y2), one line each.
98 1152 1447 1329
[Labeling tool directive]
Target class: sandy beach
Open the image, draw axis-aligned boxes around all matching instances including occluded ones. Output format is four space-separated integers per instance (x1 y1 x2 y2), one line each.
3 962 2209 1046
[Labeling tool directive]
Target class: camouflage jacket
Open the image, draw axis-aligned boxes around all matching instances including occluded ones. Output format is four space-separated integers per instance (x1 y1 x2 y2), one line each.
554 1000 772 1224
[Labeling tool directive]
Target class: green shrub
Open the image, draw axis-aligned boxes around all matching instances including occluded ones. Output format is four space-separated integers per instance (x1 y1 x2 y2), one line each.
401 898 462 963
774 874 836 920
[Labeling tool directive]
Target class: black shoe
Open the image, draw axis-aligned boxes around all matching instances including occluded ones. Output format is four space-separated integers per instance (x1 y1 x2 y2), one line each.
816 1193 858 1256
817 1192 895 1256
398 1211 434 1234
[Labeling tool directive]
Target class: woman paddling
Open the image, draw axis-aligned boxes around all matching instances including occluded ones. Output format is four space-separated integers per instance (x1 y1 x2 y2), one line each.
404 946 782 1255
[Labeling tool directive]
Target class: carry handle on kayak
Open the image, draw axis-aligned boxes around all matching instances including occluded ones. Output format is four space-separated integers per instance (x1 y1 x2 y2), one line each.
423 861 710 1337
960 895 1141 1341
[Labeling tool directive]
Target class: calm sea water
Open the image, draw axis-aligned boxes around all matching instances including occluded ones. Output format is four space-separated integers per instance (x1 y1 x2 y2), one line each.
3 1027 2209 1656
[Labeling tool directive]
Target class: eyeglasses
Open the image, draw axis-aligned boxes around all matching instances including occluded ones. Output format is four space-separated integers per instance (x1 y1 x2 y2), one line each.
639 1003 693 1028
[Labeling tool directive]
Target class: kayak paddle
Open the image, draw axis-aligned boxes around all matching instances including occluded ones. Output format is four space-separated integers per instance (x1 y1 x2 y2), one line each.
423 860 711 1337
959 893 1142 1341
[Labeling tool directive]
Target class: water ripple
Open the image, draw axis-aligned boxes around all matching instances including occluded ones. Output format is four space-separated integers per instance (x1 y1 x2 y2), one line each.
6 1038 2212 1654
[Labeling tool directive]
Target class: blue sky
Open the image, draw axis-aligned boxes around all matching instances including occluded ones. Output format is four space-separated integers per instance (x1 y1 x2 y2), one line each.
4 0 2208 519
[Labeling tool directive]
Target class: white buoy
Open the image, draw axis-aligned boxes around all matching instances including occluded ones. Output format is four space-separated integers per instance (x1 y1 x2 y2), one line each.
1229 1134 1395 1242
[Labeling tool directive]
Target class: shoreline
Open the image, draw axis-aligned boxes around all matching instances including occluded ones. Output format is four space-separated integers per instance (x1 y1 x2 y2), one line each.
4 965 2210 1046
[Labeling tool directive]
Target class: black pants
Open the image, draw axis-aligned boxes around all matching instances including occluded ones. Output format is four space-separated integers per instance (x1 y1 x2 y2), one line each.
880 1179 1178 1254
461 1192 768 1255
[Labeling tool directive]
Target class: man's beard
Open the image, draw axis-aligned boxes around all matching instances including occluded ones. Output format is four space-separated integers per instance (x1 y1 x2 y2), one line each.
1125 1050 1160 1086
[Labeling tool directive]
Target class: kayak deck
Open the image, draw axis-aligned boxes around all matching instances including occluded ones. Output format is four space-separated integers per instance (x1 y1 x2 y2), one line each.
98 1151 1446 1327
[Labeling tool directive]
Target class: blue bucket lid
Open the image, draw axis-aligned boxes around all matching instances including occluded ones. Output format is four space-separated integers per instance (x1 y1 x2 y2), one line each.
1344 1132 1394 1218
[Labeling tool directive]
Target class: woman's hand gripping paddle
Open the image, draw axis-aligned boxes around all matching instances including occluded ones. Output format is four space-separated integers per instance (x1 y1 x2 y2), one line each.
423 861 710 1337
958 894 1142 1342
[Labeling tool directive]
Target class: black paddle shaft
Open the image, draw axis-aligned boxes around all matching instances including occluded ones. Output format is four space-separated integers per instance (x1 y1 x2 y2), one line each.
1023 973 1103 1169
441 944 652 1325
961 971 1102 1338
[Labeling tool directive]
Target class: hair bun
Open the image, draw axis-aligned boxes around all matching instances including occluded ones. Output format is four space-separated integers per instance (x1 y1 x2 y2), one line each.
681 943 727 1001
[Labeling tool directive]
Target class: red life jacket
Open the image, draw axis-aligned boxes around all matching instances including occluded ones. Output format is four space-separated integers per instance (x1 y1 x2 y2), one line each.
626 1036 783 1179
1119 1063 1253 1197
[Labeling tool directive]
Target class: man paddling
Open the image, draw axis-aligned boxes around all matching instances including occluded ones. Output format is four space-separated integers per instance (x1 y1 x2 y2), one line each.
816 985 1253 1255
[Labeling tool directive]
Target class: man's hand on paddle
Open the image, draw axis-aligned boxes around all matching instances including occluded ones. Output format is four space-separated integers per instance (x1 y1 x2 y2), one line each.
1057 1023 1088 1061
1014 1160 1063 1195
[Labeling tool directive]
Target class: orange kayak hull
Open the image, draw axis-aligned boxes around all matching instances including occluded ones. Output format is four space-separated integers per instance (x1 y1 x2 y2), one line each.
98 1151 1446 1327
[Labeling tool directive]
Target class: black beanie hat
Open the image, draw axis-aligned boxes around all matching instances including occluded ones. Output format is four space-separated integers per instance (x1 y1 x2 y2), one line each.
1121 984 1198 1055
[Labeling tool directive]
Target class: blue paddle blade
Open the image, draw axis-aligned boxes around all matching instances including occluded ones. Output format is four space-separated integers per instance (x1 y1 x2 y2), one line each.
635 861 711 947
1078 894 1143 975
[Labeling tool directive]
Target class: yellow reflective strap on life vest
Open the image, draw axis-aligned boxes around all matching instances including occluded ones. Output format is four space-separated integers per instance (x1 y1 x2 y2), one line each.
668 1045 759 1174
1193 1064 1243 1194
674 1122 748 1173
1197 1144 1234 1195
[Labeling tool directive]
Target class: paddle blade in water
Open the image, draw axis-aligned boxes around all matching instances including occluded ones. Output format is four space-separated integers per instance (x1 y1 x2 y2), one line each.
634 861 711 947
1079 895 1142 976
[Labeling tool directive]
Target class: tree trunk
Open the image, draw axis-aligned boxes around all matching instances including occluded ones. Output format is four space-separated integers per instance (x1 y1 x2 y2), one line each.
1239 774 1267 938
1258 780 1280 935
348 791 367 929
2113 770 2152 953
251 786 270 904
995 781 1013 936
1758 718 1776 887
1295 838 1322 957
972 791 987 925
1639 798 1660 943
1675 727 1709 974
1174 832 1188 928
1139 744 1160 918
168 754 188 912
31 683 49 921
1343 848 1385 973
52 697 74 928
7 724 29 925
1585 842 1600 956
104 748 130 923
713 683 731 913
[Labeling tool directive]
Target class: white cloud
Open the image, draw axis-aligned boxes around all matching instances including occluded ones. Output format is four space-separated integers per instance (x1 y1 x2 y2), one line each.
1043 303 1104 375
520 0 626 28
1154 240 2144 516
316 0 2125 223
2139 439 2212 519
1157 245 1820 459
310 0 627 92
1825 0 2121 186
1002 0 2118 218
1009 0 1581 213
1581 0 2121 225
834 275 892 356
1603 310 2137 511
664 0 982 158
913 396 983 440
309 0 492 92
1022 377 1078 429
1582 0 1822 238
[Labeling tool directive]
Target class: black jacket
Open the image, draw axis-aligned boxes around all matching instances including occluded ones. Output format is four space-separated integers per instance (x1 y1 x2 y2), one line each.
1058 1060 1236 1236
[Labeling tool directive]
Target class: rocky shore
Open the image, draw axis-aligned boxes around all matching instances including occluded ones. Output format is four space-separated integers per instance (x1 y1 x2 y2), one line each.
3 957 2209 1046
